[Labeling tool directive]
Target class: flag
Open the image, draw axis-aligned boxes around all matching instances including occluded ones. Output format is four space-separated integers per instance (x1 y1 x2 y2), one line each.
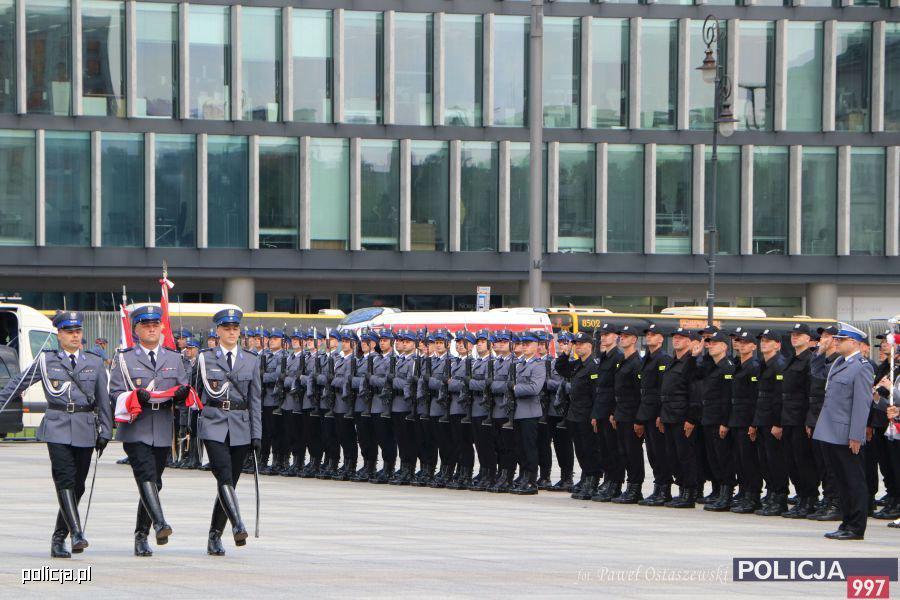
159 276 177 350
114 385 203 423
119 304 133 349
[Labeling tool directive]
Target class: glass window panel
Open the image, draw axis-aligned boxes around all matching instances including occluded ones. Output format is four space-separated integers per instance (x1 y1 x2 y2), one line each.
45 132 90 246
835 22 871 132
688 20 726 130
188 5 230 120
394 13 433 126
404 295 452 311
752 146 788 255
460 142 497 251
785 22 823 132
101 132 143 247
207 136 247 248
736 21 774 132
82 0 125 117
292 9 332 123
0 131 36 246
410 141 448 251
883 24 899 132
493 16 528 128
155 134 195 248
607 144 643 253
704 146 740 255
135 3 177 118
443 14 482 127
309 138 348 249
655 145 691 254
640 20 677 130
360 139 399 251
344 11 382 125
26 0 71 115
510 142 530 252
850 148 885 256
259 137 298 249
800 147 836 255
0 1 15 113
241 7 281 122
753 0 790 6
591 19 628 129
557 144 595 252
544 17 579 129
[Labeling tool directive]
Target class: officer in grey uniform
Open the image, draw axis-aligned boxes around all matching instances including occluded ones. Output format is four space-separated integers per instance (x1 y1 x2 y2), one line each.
388 330 418 485
280 328 306 477
109 305 190 557
488 330 516 493
350 331 379 481
298 329 325 477
176 338 201 469
260 329 288 475
425 329 454 488
316 330 342 478
367 330 398 484
468 330 497 491
446 330 476 489
196 308 261 555
330 330 357 480
0 311 112 558
508 331 548 495
814 324 875 540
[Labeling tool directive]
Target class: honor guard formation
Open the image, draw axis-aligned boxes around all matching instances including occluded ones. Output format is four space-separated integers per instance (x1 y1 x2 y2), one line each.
2 309 900 559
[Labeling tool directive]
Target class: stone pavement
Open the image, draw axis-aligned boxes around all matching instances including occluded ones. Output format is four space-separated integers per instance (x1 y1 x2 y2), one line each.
1 442 897 599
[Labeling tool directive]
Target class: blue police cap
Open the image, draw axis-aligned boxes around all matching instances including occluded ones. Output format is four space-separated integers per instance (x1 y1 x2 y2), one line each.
432 329 451 342
377 329 394 340
519 331 539 343
328 329 342 341
131 305 162 326
362 331 378 344
475 329 491 341
53 311 84 330
290 328 303 339
208 328 219 339
833 323 867 343
343 331 359 344
175 328 193 339
395 329 416 342
213 308 243 326
510 333 521 344
493 329 512 342
557 331 573 343
186 338 200 348
617 325 639 337
269 328 285 338
455 329 476 344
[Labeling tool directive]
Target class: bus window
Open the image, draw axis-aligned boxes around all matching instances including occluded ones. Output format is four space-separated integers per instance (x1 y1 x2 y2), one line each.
30 331 58 356
549 314 573 333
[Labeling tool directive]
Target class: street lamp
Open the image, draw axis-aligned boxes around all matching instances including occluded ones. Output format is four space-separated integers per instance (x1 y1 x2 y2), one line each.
697 15 738 328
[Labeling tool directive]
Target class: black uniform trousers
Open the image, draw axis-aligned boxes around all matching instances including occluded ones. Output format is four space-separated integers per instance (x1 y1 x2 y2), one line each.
355 412 378 465
734 428 763 496
758 427 789 494
823 441 869 535
373 412 397 467
812 434 837 499
414 416 439 468
598 418 624 483
321 413 339 462
123 442 170 534
643 418 672 485
663 422 699 489
616 421 645 485
544 416 574 477
703 425 735 488
286 411 306 464
392 412 417 466
260 406 277 463
434 419 457 471
784 425 818 497
695 427 714 489
472 415 499 472
570 420 602 477
203 434 250 531
450 414 474 471
865 426 896 498
302 410 323 463
494 420 518 473
515 418 540 475
47 443 93 533
334 412 358 464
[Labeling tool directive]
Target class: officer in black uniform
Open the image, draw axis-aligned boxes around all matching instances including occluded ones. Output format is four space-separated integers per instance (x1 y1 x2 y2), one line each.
870 337 900 519
728 330 763 514
637 323 674 507
592 324 624 502
700 331 736 512
610 325 644 504
779 323 817 518
807 325 842 521
753 329 789 516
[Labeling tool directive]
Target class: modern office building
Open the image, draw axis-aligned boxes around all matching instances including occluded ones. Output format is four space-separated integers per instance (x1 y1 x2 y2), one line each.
0 0 897 319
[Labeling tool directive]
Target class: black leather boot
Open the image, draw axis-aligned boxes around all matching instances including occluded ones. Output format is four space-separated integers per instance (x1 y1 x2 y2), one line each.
810 498 842 521
731 493 762 514
469 467 495 491
511 470 539 495
666 486 697 508
217 484 248 546
134 504 153 557
592 481 622 502
138 481 172 544
550 471 574 492
207 528 226 556
334 459 356 481
571 475 598 500
705 485 734 512
430 464 452 489
782 496 815 519
873 498 900 520
375 461 395 484
536 467 553 491
453 467 473 490
389 462 411 485
490 469 512 493
612 483 643 504
755 492 788 516
51 528 70 558
301 457 321 478
470 467 485 488
57 489 88 552
699 484 719 505
639 484 661 506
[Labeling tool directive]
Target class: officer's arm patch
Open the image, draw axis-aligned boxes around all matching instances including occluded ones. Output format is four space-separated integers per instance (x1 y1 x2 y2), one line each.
658 365 666 371
776 374 784 380
724 374 733 380
751 376 758 382
590 374 598 380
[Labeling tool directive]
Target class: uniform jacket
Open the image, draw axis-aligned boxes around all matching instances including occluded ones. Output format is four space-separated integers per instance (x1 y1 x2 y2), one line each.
613 351 642 422
554 352 600 423
753 353 786 428
448 354 474 416
197 346 262 446
424 353 451 418
282 350 306 413
700 356 735 427
301 350 325 411
545 356 563 418
813 352 875 446
489 354 515 420
392 352 417 413
367 351 394 415
261 348 287 408
637 348 672 422
808 351 838 428
327 351 352 414
512 356 547 419
659 351 698 424
780 348 812 426
728 356 760 429
468 353 492 419
593 347 624 420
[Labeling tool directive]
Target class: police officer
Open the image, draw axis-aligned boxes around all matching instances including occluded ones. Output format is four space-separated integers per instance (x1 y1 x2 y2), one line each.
207 328 219 349
316 330 342 479
468 330 498 491
546 332 575 492
752 329 789 517
447 330 476 489
814 324 874 540
178 338 202 469
610 325 644 504
508 331 547 495
700 331 736 512
807 325 842 521
195 308 262 555
637 323 674 506
329 330 357 480
780 323 817 518
299 329 326 478
350 331 379 481
487 330 516 493
728 330 763 514
281 329 307 477
592 324 625 502
425 329 454 488
388 329 419 485
0 311 112 558
368 330 398 484
109 305 190 557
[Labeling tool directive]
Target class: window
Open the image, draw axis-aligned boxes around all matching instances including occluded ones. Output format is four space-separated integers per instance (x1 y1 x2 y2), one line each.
240 7 281 122
689 20 726 130
850 148 885 256
801 147 836 255
752 146 788 255
607 144 643 253
591 19 628 129
360 140 399 251
785 22 823 132
0 1 15 113
0 131 36 246
394 13 433 126
292 9 332 123
705 146 740 255
101 132 143 247
259 137 298 249
443 14 482 127
557 144 595 252
737 21 774 132
82 0 125 117
884 24 900 132
410 141 448 251
309 138 349 250
26 0 71 115
135 3 178 118
460 142 498 251
188 5 230 120
45 132 90 246
155 134 195 248
207 136 248 248
493 16 528 127
835 23 871 132
343 11 383 125
544 17 579 128
640 20 677 130
509 142 531 252
655 145 691 254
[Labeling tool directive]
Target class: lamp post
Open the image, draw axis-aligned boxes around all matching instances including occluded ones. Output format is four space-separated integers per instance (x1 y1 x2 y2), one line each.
528 0 544 308
697 15 737 328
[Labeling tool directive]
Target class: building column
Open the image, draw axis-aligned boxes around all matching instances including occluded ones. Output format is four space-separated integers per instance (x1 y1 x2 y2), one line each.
519 280 551 309
836 145 851 256
333 9 344 123
740 145 753 255
126 0 137 118
887 146 900 257
224 277 255 311
249 135 259 249
91 131 101 247
434 13 445 126
399 138 411 251
179 3 189 119
72 0 82 116
449 140 461 252
788 145 802 255
36 130 45 246
773 19 787 132
677 19 690 131
299 136 311 250
692 143 705 255
498 141 511 252
230 5 241 121
547 142 559 253
384 10 395 125
15 0 24 114
629 18 641 131
595 142 608 254
483 13 493 128
145 132 155 248
644 143 656 254
282 6 293 123
822 20 836 132
580 16 592 130
871 21 885 133
197 133 208 248
806 283 838 319
349 137 361 250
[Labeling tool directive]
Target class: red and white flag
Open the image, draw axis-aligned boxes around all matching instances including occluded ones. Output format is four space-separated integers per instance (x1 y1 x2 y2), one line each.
159 276 177 351
119 304 133 349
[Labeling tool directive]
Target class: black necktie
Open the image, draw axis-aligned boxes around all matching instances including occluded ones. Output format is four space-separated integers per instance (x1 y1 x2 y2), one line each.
227 351 233 370
148 350 156 369
69 354 76 369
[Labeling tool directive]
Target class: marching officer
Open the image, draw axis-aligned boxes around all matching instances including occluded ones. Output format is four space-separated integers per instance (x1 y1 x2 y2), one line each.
507 331 547 495
780 323 817 518
487 330 516 492
328 331 356 480
610 325 644 504
447 330 476 489
426 329 454 488
109 305 190 557
699 331 736 512
728 330 763 514
177 338 202 469
316 330 342 479
468 330 498 491
637 323 673 506
298 330 326 478
195 308 262 555
260 329 288 475
545 332 575 492
752 329 789 516
368 330 398 484
389 329 419 485
281 329 308 477
350 331 379 481
0 311 112 558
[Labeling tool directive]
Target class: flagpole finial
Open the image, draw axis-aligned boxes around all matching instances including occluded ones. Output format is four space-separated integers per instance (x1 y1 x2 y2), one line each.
162 260 168 279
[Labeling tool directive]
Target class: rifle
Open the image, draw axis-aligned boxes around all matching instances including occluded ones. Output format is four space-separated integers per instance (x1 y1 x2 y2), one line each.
309 351 323 418
344 351 359 420
291 351 307 408
323 352 336 418
380 353 396 419
538 359 551 425
460 356 474 424
420 354 434 422
502 360 518 430
405 354 422 422
438 356 452 424
272 351 288 416
482 357 496 427
360 352 375 417
556 373 571 430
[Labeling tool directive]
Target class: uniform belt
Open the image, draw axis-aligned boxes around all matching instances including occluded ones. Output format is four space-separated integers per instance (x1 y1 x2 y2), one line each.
140 399 173 410
781 393 806 400
207 398 248 411
47 403 95 414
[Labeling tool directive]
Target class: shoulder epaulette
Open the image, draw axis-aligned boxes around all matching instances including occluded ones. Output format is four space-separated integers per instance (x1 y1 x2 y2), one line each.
84 350 104 358
245 349 259 356
117 347 134 353
200 347 216 353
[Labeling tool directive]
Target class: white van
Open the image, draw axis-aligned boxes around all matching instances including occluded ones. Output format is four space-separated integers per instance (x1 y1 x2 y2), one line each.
0 304 58 427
